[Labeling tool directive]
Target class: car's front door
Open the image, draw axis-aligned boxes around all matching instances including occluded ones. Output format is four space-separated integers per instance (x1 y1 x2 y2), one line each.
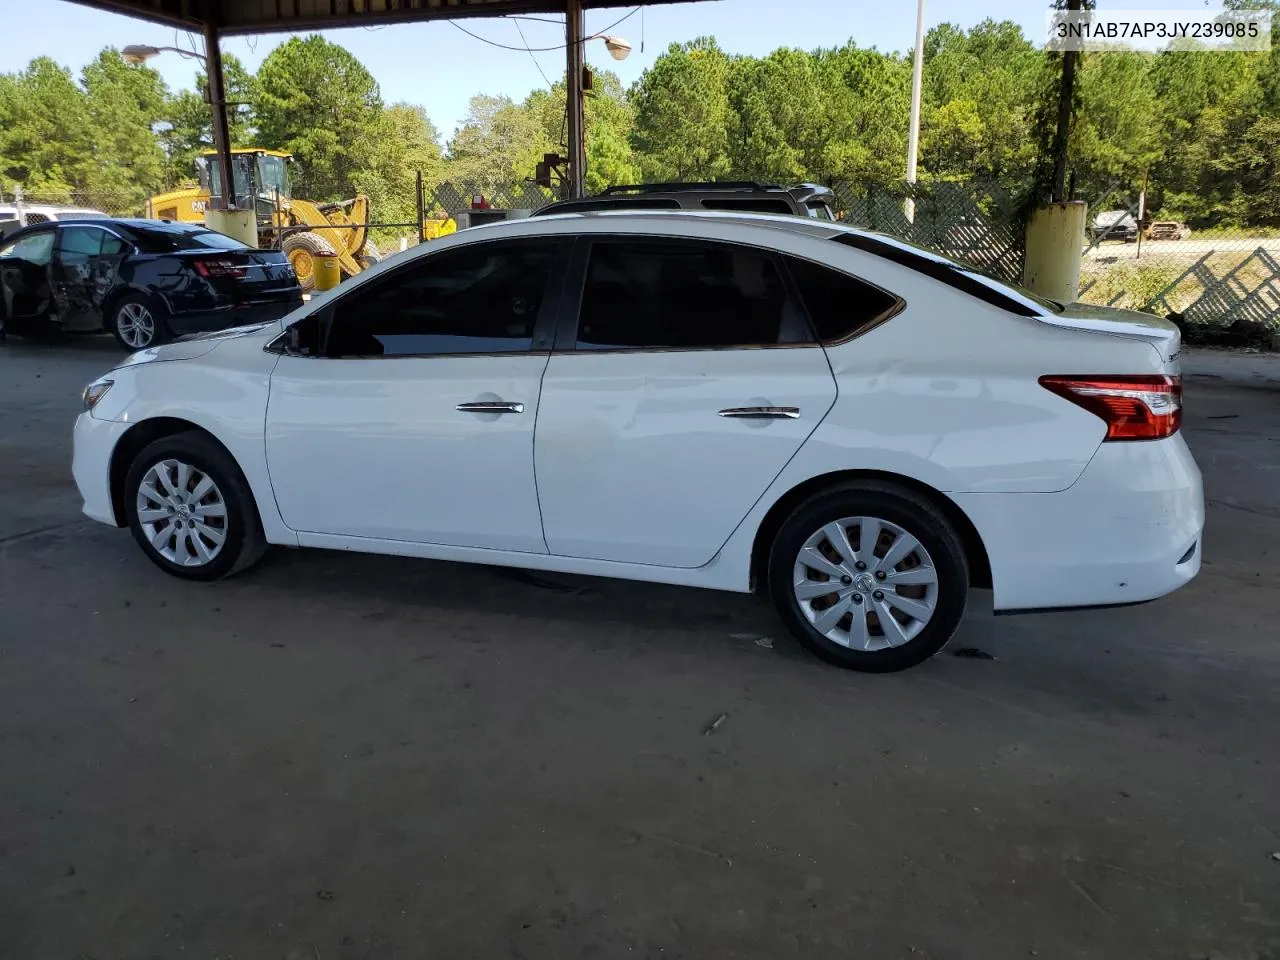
265 237 569 552
0 228 56 332
53 225 128 332
533 236 839 568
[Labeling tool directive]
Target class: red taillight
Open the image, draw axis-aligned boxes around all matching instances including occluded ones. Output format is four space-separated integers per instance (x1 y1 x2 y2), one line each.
1040 374 1182 441
192 258 248 279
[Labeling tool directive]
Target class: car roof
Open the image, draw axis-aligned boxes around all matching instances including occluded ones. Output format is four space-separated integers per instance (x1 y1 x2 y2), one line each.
0 217 218 246
55 217 213 233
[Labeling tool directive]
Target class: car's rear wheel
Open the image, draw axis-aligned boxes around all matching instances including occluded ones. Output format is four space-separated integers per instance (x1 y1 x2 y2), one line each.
124 432 266 581
768 483 969 672
112 294 169 351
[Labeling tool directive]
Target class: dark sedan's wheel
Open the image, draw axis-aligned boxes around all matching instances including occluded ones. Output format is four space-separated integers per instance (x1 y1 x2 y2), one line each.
111 294 169 351
768 483 969 673
124 432 266 581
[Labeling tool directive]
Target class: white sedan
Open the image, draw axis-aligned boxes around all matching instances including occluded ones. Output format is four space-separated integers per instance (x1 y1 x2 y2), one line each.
72 212 1203 672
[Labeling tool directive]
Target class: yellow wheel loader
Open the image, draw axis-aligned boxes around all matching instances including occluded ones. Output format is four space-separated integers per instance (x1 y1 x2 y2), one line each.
146 149 385 293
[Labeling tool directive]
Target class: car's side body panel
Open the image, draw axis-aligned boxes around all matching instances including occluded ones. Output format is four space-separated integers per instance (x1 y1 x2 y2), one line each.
84 333 297 546
265 352 552 552
71 213 1203 615
534 345 838 567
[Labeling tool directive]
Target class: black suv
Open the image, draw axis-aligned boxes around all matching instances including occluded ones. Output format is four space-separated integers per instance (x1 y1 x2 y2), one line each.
533 182 838 220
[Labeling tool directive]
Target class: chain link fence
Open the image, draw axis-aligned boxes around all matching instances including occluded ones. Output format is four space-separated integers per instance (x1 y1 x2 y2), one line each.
431 181 555 216
0 185 144 221
830 180 1026 284
1077 209 1280 346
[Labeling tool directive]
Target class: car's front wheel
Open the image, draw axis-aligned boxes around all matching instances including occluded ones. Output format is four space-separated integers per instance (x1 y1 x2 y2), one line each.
768 483 969 672
111 294 169 351
124 432 266 581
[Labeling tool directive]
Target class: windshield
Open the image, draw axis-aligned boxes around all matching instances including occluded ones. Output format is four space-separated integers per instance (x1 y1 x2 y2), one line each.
206 154 255 206
258 154 290 200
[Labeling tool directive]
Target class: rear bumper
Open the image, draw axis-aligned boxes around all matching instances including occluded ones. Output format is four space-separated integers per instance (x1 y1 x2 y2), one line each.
169 296 302 335
953 434 1203 612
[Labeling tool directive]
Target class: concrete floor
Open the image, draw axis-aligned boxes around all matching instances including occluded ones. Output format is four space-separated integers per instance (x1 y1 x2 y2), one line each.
1 338 1278 960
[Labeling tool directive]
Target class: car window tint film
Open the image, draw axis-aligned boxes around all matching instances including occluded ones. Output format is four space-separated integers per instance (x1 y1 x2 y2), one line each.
575 239 805 350
325 240 559 357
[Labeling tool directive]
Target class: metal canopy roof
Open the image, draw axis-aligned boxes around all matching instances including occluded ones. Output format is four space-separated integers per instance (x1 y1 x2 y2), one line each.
69 0 695 35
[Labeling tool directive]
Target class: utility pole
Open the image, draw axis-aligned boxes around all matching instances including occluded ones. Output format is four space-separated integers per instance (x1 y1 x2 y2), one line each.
904 0 925 223
565 0 587 199
203 22 236 210
1050 0 1083 202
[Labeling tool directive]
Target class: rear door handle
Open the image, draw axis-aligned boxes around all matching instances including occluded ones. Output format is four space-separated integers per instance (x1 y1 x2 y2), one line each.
718 406 800 420
456 400 525 414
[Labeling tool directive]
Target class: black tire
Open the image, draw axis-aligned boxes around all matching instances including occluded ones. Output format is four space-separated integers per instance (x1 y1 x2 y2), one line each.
282 232 336 294
110 293 170 351
124 431 266 582
767 482 969 673
357 240 383 271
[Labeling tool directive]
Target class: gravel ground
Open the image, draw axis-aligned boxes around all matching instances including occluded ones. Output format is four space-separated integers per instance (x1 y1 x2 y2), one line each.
1 338 1278 960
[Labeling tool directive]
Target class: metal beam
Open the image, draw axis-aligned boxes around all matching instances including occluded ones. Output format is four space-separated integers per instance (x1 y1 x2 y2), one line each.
203 22 237 209
64 0 702 36
565 0 586 199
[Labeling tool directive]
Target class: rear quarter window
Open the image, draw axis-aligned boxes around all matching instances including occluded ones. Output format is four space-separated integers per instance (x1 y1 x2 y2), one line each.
784 256 902 344
131 225 249 253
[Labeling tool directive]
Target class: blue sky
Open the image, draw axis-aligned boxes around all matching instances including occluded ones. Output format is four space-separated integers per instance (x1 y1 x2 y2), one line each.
0 0 1229 139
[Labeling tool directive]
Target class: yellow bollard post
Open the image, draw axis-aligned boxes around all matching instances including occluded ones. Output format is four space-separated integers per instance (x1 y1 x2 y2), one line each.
312 252 341 291
1023 201 1088 304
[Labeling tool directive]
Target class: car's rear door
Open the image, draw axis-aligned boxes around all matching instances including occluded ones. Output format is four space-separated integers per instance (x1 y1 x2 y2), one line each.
532 235 838 568
53 225 106 331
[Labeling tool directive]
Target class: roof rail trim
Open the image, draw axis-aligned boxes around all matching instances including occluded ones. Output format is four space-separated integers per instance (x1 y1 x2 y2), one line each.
596 181 782 196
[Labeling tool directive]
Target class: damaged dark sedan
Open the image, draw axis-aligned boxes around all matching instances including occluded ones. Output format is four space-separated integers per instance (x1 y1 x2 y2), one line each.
0 218 302 350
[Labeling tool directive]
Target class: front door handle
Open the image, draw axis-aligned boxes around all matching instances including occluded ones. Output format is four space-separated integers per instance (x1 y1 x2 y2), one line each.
457 400 525 414
718 406 800 420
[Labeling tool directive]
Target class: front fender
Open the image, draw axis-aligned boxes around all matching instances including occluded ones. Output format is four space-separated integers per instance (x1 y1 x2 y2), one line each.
90 339 296 546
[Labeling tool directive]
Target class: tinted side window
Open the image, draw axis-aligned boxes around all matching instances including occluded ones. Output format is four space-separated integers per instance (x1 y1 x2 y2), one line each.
131 224 248 252
58 226 104 257
576 239 810 350
784 256 901 343
325 239 562 358
100 234 128 256
2 230 55 264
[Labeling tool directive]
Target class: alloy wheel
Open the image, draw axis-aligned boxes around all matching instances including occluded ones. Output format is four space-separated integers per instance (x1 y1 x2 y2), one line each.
117 302 156 349
135 458 228 567
792 516 939 651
